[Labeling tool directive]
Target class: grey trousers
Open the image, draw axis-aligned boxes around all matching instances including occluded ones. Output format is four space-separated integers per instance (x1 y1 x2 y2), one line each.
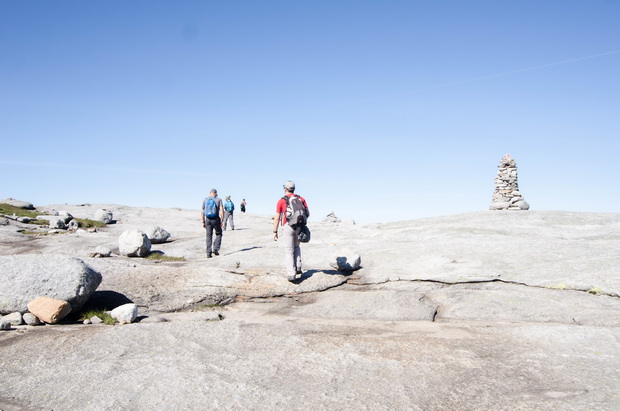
224 211 234 230
281 224 302 277
204 218 222 255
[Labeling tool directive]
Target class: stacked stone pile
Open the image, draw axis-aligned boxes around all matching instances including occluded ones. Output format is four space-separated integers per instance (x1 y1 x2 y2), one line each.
489 154 529 211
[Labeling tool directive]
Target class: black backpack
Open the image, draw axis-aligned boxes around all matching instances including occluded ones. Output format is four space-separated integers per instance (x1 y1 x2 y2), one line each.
283 195 308 228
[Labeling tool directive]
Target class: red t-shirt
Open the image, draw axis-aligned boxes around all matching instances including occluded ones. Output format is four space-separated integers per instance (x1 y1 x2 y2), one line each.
276 194 309 225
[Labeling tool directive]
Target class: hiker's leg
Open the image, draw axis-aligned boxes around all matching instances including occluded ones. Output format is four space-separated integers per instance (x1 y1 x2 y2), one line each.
213 219 223 252
223 211 229 230
205 220 214 255
281 225 297 278
293 226 302 271
230 211 234 230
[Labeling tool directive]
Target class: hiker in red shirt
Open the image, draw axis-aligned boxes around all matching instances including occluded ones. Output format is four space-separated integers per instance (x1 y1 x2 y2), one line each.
273 180 309 282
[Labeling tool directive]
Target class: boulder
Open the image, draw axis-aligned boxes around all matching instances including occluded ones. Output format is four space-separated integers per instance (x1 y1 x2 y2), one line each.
489 202 510 210
0 218 9 226
48 217 67 230
1 198 34 209
2 312 23 326
0 254 102 315
23 312 41 326
330 250 362 271
94 209 114 224
68 219 81 230
111 303 138 324
144 226 171 244
119 230 151 257
89 246 112 258
27 296 72 324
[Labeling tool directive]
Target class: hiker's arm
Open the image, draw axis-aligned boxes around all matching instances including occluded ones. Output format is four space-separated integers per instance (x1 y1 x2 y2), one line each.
273 213 280 241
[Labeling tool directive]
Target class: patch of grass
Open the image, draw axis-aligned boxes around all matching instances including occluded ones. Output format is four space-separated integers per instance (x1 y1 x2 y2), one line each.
78 309 116 325
588 287 602 295
146 252 185 262
0 203 39 218
29 219 51 225
74 218 106 228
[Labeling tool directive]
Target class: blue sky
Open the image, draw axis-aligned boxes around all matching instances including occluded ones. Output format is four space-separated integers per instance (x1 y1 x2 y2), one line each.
1 1 618 223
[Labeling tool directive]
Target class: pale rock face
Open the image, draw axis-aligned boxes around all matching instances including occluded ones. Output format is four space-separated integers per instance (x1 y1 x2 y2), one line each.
27 296 72 324
119 230 151 257
111 303 138 324
1 198 34 209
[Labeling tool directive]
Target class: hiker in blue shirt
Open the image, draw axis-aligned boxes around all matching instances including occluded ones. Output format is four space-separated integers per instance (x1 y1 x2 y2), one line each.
223 196 235 231
201 188 224 258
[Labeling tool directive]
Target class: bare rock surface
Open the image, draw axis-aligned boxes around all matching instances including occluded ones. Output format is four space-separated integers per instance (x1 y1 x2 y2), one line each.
1 203 619 410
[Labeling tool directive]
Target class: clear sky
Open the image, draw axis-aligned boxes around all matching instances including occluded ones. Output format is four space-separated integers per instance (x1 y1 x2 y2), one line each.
1 1 618 223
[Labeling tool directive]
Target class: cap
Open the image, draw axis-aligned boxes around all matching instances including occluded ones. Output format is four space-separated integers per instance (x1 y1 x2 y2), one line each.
210 188 217 194
283 181 295 190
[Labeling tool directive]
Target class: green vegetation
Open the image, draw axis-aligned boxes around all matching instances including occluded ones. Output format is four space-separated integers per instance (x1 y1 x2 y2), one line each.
0 203 39 218
78 309 116 325
146 252 185 262
74 218 106 228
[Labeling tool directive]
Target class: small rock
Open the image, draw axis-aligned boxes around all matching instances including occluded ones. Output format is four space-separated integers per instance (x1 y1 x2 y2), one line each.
2 312 23 326
330 250 362 271
83 319 91 324
90 316 104 324
23 313 41 326
111 303 138 324
1 218 10 225
140 316 169 323
89 246 112 258
0 321 11 330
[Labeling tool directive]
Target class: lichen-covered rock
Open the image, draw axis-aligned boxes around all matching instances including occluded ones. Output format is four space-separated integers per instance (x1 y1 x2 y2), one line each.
119 230 151 257
0 254 102 315
2 312 23 326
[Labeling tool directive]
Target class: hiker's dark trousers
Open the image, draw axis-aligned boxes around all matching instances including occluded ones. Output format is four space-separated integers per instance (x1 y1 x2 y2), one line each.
204 218 222 255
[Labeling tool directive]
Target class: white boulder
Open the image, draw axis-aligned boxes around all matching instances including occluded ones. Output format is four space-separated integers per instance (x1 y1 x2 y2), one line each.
94 209 114 224
144 226 171 244
119 230 151 257
111 303 138 324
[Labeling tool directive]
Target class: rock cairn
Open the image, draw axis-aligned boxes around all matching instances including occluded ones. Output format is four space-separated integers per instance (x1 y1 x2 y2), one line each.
489 154 529 211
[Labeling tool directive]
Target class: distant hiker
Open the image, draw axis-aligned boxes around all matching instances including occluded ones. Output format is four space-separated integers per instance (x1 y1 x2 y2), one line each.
240 199 247 213
273 180 309 282
224 196 235 231
201 188 224 258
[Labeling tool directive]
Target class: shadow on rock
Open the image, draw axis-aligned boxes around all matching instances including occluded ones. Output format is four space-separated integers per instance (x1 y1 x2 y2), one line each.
79 290 134 312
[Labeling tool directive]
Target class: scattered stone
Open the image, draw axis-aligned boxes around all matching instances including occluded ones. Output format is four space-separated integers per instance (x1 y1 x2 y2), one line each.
16 217 32 223
341 218 356 226
89 246 112 258
0 218 10 226
2 312 23 326
94 209 114 224
322 211 342 223
0 321 10 330
27 296 72 324
0 254 102 315
330 250 362 271
83 319 91 325
119 230 151 257
111 303 138 324
144 226 171 244
1 198 34 209
23 313 41 326
48 217 67 229
489 154 529 211
90 316 103 324
68 219 81 230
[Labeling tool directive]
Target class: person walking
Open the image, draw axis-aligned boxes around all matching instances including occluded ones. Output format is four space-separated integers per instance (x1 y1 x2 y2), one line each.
273 180 309 282
223 196 235 230
240 199 247 213
201 188 224 258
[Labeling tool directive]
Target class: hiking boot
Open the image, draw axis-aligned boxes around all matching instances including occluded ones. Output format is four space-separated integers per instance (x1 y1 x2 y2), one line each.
296 269 303 275
213 251 219 256
207 254 212 258
287 274 296 282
